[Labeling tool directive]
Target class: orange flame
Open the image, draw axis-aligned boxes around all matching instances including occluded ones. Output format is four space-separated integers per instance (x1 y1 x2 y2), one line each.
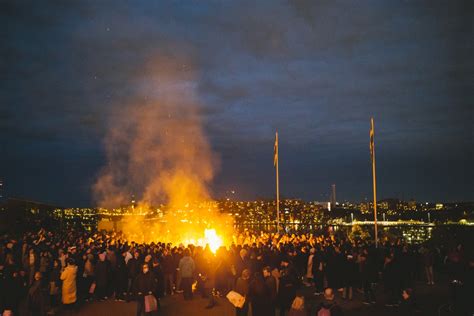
93 56 234 247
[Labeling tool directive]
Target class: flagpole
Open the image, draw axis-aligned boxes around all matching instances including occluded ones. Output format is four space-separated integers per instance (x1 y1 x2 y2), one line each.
276 132 280 233
371 118 378 248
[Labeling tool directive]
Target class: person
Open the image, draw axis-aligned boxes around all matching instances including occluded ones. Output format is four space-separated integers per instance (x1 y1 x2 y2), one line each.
151 258 164 309
132 263 157 316
178 249 195 300
115 251 129 302
305 248 315 286
342 250 358 301
60 258 78 307
263 266 277 316
234 269 250 316
162 249 175 295
49 259 61 307
248 272 273 316
326 247 345 292
313 246 325 295
460 256 474 315
201 250 217 309
399 288 417 316
3 270 25 316
383 252 400 307
316 288 344 316
39 251 50 278
95 252 111 300
174 248 183 294
82 253 95 301
235 248 250 280
278 258 298 316
127 251 141 299
399 245 414 289
26 271 48 316
447 244 464 282
359 247 377 305
421 245 435 285
27 248 37 286
215 250 232 295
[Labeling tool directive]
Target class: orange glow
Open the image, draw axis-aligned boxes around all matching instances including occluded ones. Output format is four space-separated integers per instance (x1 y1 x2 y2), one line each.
93 56 234 247
115 203 233 251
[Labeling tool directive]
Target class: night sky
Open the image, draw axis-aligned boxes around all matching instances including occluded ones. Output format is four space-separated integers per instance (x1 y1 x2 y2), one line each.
1 1 473 207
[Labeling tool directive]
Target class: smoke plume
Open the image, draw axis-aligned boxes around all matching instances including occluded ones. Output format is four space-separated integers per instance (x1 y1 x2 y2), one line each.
93 56 232 245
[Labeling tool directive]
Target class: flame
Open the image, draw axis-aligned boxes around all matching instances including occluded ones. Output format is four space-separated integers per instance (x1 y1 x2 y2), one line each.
204 229 223 253
107 203 233 251
93 56 234 248
181 228 223 254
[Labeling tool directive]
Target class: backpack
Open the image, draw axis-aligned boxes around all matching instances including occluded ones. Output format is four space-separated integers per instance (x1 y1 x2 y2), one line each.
317 303 335 316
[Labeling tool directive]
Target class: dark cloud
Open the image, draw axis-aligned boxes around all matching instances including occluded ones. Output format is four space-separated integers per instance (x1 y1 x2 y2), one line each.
1 0 472 205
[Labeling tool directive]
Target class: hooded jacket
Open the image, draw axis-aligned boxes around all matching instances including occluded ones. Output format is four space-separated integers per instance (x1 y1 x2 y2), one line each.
60 265 78 304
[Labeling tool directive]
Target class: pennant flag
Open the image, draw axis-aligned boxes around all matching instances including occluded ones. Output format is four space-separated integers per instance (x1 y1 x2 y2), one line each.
370 118 375 163
274 132 278 167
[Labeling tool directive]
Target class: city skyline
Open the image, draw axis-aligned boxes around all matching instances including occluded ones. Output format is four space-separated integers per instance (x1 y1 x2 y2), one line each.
1 1 473 206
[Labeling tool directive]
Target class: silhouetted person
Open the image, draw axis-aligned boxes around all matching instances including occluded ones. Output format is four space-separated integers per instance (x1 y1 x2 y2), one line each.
316 288 344 316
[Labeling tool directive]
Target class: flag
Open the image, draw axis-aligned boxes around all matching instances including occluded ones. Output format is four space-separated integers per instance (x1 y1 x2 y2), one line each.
370 118 374 163
274 131 278 167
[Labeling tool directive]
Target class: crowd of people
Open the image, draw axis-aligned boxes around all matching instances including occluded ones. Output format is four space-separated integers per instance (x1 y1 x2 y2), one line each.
0 227 473 316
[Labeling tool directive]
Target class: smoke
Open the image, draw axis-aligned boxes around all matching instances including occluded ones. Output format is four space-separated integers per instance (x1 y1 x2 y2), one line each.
93 56 232 245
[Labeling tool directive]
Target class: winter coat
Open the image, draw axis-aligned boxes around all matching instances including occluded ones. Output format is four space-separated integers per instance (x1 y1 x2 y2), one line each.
26 280 49 315
127 257 140 279
95 260 110 287
248 276 273 316
265 275 277 302
49 266 61 287
3 276 25 311
132 271 156 298
60 265 78 304
234 277 249 297
162 254 175 274
278 266 299 310
116 256 129 293
343 255 359 287
152 265 165 298
179 256 195 278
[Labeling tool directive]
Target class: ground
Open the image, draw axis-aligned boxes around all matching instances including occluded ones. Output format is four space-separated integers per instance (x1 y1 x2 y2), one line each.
54 280 454 316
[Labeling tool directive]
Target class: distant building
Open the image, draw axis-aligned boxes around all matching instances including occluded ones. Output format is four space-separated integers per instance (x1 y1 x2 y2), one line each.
379 198 399 212
359 202 369 214
408 199 417 211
